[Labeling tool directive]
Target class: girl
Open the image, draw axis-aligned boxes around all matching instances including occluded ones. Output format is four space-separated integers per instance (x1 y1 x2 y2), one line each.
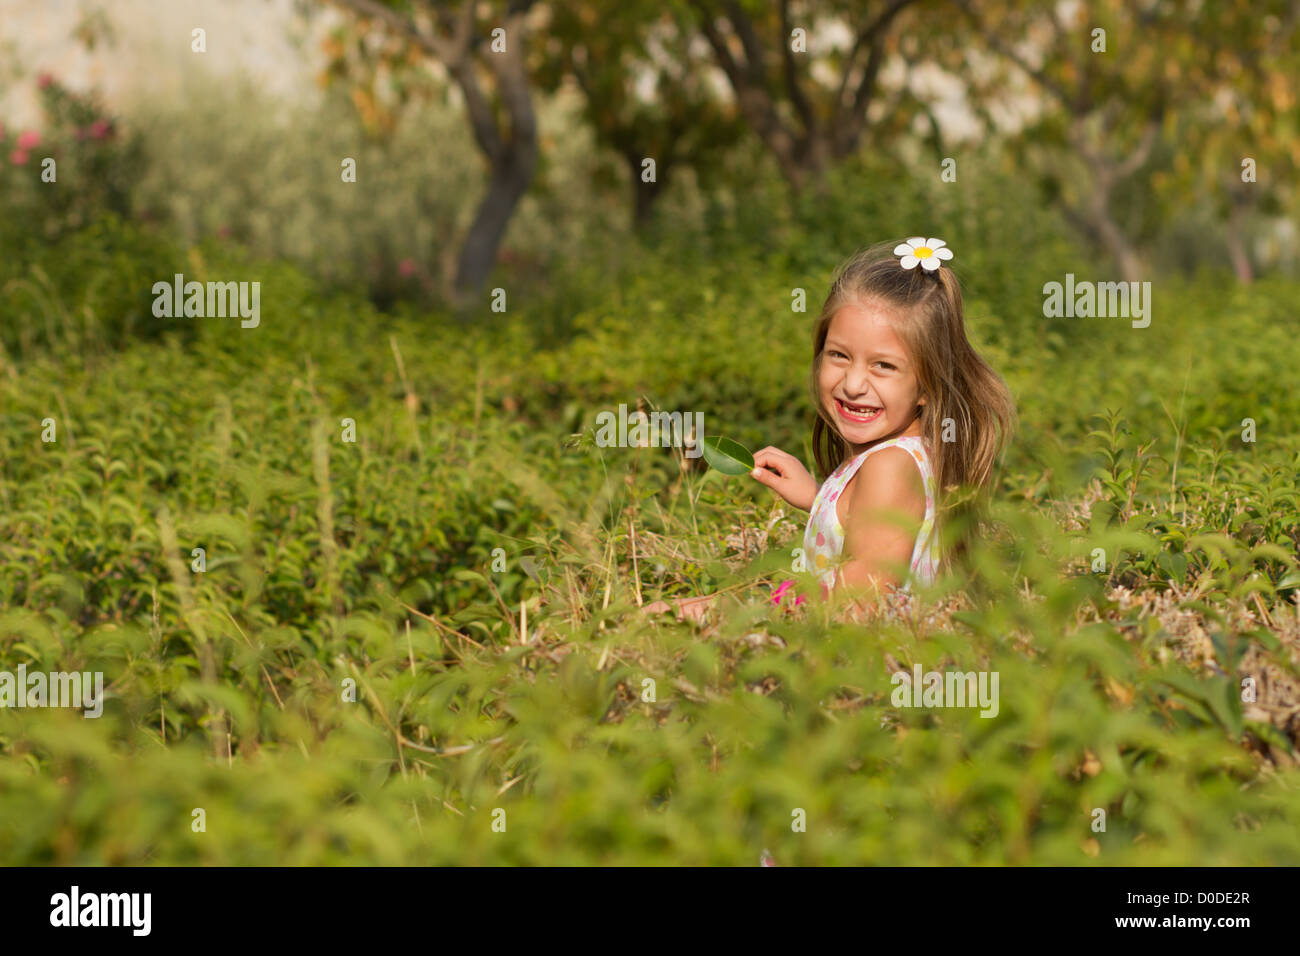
753 237 1017 609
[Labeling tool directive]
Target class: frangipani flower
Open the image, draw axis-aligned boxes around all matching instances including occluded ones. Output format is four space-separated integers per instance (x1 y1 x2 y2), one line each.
894 237 954 272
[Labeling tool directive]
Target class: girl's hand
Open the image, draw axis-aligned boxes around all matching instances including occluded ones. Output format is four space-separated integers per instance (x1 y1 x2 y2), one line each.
750 447 820 512
641 594 717 623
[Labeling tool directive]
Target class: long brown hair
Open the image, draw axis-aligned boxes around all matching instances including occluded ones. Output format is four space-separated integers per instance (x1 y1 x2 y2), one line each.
807 240 1018 573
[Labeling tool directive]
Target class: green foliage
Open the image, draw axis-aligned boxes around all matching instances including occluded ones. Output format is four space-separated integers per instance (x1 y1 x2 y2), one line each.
699 436 755 476
2 163 1300 865
122 67 634 313
0 213 187 359
0 75 144 244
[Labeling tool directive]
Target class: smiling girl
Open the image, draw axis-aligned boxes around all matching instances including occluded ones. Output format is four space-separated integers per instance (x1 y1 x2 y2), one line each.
752 238 1017 606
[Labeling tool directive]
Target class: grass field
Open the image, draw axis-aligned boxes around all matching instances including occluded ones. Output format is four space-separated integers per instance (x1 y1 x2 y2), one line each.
2 173 1300 864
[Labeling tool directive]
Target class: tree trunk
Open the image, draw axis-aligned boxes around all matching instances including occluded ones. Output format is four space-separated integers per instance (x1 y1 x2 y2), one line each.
1226 193 1254 283
1083 180 1146 284
445 7 539 309
632 172 665 228
326 0 542 310
1095 215 1145 285
624 150 670 229
453 148 536 304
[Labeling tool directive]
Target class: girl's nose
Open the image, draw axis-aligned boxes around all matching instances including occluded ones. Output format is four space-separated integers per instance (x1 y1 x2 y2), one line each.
843 366 874 399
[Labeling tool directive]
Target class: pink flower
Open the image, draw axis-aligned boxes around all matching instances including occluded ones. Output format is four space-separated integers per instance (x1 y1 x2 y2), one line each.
217 225 232 239
769 579 808 608
36 72 53 89
16 130 40 150
10 149 28 165
89 119 111 140
398 258 417 277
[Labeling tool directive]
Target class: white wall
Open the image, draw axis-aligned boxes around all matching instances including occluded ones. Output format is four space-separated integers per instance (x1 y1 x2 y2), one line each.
0 0 338 130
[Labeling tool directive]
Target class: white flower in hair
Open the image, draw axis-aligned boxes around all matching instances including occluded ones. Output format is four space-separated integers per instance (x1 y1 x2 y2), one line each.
894 237 954 272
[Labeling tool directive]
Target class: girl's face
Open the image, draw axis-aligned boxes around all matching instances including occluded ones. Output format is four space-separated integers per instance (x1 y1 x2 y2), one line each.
818 299 925 455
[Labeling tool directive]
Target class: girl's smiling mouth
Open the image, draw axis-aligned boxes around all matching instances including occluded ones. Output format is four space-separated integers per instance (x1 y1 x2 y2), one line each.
834 397 883 423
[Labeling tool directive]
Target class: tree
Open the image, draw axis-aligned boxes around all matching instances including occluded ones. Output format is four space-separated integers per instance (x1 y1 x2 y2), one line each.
950 0 1299 283
533 2 745 228
324 0 540 306
1153 3 1300 282
680 0 922 195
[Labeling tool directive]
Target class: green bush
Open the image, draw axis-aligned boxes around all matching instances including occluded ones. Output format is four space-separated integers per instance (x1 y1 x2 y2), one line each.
2 164 1299 865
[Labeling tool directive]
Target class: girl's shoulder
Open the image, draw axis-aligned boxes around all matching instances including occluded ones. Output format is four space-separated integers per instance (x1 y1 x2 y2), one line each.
893 433 933 464
833 438 930 528
845 434 931 470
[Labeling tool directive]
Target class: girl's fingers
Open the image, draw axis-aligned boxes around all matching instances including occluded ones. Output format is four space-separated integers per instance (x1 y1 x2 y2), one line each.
752 449 789 474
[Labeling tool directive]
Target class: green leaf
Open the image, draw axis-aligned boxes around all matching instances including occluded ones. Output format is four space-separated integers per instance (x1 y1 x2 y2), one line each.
699 435 754 476
1276 569 1300 591
519 556 543 582
1245 720 1295 756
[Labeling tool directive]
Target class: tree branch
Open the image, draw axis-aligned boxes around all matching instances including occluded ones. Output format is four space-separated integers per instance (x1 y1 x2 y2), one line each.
327 0 504 162
1114 113 1162 179
834 0 915 115
723 0 768 87
688 0 746 89
951 0 1075 111
779 0 815 135
328 0 460 63
687 0 800 177
850 34 887 119
483 7 537 157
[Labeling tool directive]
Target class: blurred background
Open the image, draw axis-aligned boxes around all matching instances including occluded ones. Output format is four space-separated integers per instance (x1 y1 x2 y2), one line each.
2 0 1296 326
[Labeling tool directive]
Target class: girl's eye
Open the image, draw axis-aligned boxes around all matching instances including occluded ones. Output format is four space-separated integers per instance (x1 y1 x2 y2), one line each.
876 362 895 370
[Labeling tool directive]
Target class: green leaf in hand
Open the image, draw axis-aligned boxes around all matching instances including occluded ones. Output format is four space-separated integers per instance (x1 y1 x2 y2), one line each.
699 435 755 476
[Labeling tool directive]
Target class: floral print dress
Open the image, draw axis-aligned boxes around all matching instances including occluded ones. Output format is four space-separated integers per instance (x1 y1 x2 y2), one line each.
800 435 939 595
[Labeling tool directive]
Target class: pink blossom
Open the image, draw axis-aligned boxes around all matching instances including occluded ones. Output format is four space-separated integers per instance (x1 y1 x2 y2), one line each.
36 72 53 89
10 149 28 165
398 258 417 277
769 579 807 608
16 129 40 150
89 119 110 140
217 225 232 239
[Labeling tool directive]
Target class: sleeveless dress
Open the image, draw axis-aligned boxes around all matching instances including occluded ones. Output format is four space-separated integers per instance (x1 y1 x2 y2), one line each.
801 435 939 594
